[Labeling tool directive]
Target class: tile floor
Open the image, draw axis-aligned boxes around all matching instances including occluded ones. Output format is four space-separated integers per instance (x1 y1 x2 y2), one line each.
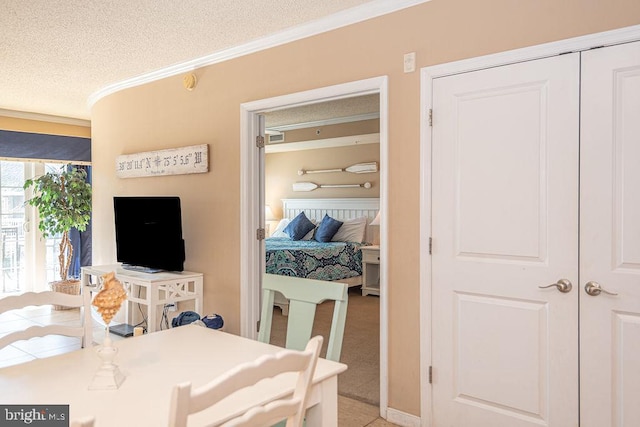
0 305 398 426
0 304 111 367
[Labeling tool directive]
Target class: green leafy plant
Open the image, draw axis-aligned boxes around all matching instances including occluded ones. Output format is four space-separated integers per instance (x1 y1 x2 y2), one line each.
24 165 92 281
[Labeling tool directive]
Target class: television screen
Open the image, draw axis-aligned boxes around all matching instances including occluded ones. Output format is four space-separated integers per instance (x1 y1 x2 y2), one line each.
113 196 185 272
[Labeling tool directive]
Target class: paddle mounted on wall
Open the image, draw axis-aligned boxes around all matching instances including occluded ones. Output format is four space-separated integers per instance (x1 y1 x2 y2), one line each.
297 161 378 176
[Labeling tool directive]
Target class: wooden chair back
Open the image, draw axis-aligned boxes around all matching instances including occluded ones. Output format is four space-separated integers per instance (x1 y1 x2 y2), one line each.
0 288 92 350
168 335 323 427
258 273 348 362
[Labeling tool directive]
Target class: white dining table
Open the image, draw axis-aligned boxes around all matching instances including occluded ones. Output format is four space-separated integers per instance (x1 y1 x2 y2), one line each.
0 326 347 426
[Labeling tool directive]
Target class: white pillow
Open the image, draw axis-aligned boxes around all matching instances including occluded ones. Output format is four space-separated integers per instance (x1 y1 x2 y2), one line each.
270 219 290 237
331 216 367 243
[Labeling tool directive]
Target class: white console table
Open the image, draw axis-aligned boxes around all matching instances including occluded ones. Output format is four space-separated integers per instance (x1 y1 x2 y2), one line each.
80 265 203 333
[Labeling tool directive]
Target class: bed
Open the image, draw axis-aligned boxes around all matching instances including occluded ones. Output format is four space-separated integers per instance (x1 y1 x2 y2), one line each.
265 198 379 314
265 239 365 280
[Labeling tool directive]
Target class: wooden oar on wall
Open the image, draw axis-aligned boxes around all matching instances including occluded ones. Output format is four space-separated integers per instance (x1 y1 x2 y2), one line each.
293 182 372 192
297 162 378 176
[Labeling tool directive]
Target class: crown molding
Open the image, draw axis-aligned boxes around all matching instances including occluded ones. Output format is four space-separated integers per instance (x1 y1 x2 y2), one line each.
0 108 91 127
88 0 431 109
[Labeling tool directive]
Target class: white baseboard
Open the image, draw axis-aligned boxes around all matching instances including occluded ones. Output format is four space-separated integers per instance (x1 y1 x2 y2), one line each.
386 407 422 427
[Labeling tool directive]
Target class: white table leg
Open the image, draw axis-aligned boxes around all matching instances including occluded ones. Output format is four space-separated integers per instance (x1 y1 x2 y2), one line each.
305 375 338 427
195 278 203 314
147 284 157 333
81 271 89 288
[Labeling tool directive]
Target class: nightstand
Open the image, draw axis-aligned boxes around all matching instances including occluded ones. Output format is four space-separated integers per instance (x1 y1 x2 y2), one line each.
361 245 380 296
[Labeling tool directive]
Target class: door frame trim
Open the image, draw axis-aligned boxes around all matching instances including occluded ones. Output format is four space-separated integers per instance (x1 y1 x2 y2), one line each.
240 75 390 416
419 23 640 426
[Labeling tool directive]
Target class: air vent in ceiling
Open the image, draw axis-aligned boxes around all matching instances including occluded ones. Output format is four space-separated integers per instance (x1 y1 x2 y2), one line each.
268 133 285 144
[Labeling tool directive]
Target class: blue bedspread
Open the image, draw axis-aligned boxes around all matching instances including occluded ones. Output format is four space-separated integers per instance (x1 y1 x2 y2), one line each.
265 238 364 281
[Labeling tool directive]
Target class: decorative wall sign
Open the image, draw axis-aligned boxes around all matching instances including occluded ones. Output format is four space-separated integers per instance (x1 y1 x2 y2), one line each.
116 144 208 178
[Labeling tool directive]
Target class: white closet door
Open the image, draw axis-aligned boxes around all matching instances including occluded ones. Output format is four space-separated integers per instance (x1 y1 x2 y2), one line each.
431 53 580 426
580 41 640 427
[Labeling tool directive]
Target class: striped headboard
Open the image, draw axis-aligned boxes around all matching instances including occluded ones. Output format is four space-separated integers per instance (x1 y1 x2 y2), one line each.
281 198 380 243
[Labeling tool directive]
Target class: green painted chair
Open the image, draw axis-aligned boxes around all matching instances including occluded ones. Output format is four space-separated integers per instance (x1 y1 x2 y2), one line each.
258 273 349 362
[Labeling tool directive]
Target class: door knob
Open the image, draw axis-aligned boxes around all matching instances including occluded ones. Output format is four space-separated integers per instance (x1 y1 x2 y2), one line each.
538 279 572 293
584 281 618 296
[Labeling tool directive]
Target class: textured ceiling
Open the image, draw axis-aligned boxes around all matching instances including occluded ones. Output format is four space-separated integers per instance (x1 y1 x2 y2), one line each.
264 94 380 129
0 0 415 123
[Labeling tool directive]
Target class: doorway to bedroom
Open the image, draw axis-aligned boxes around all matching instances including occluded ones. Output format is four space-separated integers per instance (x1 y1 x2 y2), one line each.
240 76 389 414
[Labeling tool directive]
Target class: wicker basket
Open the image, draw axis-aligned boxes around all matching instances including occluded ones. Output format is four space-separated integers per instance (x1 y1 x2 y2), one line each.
49 280 81 310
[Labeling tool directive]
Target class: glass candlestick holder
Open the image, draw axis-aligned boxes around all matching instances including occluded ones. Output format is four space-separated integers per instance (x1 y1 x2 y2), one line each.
88 325 125 390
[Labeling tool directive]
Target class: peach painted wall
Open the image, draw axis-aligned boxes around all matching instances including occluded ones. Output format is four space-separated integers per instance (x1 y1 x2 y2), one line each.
265 143 381 219
90 0 640 417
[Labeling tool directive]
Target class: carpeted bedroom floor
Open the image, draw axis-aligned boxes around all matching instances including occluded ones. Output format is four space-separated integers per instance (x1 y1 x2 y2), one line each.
267 287 380 406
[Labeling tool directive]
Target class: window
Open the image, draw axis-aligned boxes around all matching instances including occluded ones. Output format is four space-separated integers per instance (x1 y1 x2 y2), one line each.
0 161 91 295
0 161 25 293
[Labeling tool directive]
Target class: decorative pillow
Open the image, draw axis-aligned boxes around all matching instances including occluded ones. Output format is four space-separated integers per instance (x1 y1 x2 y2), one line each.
270 218 290 238
331 216 368 243
314 214 343 242
283 212 316 240
300 220 318 240
271 217 316 239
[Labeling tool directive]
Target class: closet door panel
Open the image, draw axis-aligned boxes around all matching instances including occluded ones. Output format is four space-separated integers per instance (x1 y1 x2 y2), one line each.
431 53 580 427
580 40 640 427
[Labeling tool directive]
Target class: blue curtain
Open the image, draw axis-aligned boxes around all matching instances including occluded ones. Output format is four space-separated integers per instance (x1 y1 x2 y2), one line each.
68 165 92 278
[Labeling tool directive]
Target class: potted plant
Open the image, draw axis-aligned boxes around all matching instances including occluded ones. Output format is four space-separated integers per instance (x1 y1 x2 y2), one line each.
24 165 92 305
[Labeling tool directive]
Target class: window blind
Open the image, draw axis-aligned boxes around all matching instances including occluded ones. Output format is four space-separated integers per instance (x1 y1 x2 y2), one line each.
0 130 91 162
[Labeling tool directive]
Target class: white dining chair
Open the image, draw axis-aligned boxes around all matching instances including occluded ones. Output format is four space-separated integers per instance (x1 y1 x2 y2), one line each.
0 288 93 350
168 335 323 427
70 416 95 427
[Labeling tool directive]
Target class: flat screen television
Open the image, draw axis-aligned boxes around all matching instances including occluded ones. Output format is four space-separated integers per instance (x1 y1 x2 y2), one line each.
113 196 185 273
